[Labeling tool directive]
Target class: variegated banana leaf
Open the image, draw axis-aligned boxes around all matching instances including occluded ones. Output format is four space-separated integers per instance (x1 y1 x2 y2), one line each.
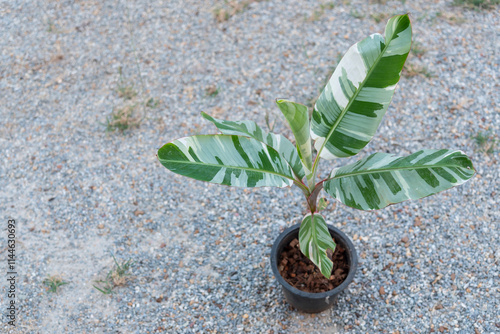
311 14 412 159
201 112 305 180
275 100 313 171
158 135 296 188
299 213 336 279
323 149 475 210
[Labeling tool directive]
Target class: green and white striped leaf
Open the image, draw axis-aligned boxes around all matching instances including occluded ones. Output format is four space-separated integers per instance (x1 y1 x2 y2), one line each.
276 99 313 171
299 213 336 279
201 112 305 180
311 14 412 159
158 135 295 188
323 149 475 210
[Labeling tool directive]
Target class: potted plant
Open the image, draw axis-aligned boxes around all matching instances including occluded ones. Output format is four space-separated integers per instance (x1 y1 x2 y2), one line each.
157 14 475 313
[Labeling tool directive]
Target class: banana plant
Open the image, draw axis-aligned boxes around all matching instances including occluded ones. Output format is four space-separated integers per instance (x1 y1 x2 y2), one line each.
157 14 475 279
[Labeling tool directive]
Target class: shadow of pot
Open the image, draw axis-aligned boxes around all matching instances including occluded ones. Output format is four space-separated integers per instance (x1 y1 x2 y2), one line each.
270 223 358 313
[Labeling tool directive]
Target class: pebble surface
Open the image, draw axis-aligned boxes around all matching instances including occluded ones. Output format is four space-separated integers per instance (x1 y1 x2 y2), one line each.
1 1 498 333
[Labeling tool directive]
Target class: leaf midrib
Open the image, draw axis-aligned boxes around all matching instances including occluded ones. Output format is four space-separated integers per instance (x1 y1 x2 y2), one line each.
160 158 296 181
327 163 471 181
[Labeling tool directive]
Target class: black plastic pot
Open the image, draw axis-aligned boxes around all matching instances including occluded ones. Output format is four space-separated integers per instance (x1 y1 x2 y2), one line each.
270 223 358 313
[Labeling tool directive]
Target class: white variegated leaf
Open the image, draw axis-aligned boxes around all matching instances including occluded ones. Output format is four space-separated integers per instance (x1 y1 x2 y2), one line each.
201 112 305 180
158 135 295 188
299 213 336 279
323 149 475 210
311 14 412 159
276 99 313 171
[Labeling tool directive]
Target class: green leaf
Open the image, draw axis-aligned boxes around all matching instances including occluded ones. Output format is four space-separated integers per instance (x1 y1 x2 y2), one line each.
276 99 313 171
201 112 305 180
158 135 296 188
311 14 412 159
323 149 475 210
299 213 336 279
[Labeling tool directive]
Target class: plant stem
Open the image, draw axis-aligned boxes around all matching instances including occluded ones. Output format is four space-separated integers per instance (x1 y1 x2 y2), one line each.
306 171 315 190
307 180 324 213
294 179 311 197
309 152 322 191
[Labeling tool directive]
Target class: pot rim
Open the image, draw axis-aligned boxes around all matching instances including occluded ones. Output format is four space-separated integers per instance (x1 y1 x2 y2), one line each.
270 223 358 299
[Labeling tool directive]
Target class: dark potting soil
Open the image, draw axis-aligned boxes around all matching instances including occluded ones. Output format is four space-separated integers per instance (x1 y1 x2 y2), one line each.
278 237 349 293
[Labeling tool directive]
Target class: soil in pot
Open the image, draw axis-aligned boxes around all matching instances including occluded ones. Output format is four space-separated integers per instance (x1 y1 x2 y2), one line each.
278 237 349 293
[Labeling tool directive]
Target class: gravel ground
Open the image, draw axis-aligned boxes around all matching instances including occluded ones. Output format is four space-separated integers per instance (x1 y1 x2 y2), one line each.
1 0 499 333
